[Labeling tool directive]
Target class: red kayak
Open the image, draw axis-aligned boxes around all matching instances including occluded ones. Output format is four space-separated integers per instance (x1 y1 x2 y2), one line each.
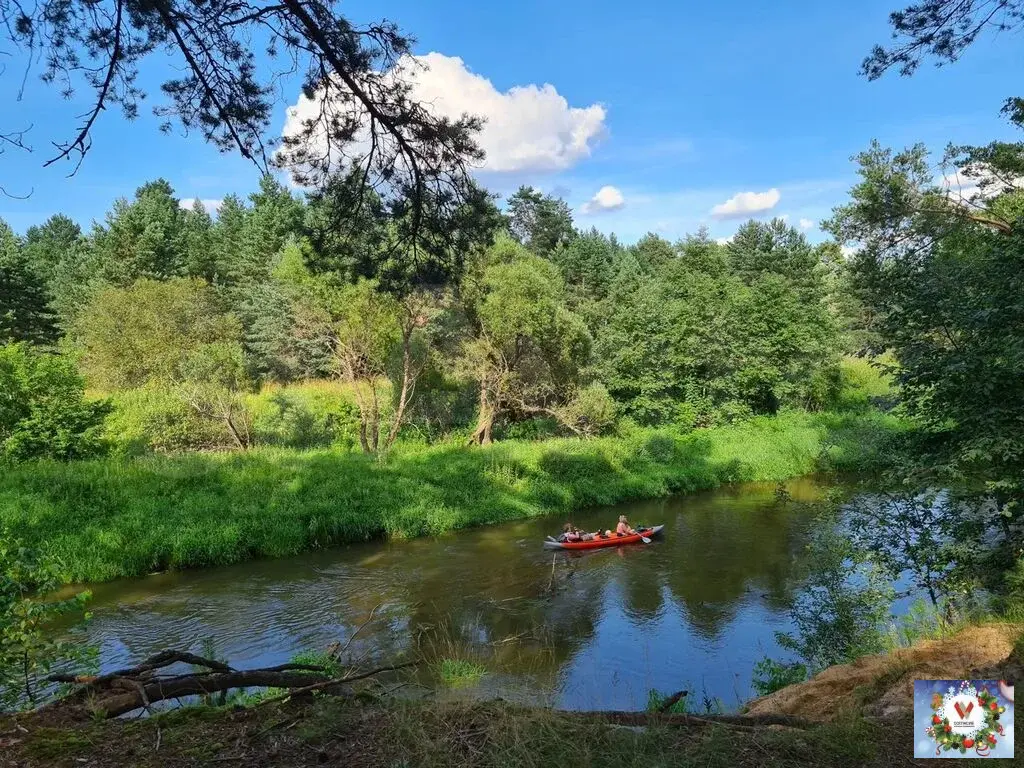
543 525 664 550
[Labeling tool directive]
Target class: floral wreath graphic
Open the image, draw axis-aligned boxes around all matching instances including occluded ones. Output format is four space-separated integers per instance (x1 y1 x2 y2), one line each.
925 680 1007 757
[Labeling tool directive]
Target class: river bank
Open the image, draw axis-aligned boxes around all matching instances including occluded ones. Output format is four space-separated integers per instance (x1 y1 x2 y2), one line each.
0 409 902 584
0 696 887 768
5 620 1019 768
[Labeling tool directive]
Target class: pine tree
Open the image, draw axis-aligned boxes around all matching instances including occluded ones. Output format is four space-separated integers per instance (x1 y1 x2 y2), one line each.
0 219 58 346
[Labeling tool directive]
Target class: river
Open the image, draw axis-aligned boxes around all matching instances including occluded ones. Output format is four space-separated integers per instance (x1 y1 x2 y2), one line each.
63 476 863 711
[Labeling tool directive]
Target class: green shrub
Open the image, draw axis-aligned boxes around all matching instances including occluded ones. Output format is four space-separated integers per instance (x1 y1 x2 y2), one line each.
0 343 110 462
1 530 93 709
104 386 227 454
751 657 808 696
248 386 361 450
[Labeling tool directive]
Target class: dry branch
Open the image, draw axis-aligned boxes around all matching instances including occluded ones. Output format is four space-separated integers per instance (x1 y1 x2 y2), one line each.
42 647 419 721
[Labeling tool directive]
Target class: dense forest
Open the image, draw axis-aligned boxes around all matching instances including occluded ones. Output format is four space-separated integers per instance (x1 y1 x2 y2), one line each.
0 178 869 458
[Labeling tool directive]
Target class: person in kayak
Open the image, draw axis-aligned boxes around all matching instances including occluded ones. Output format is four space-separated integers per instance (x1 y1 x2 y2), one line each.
615 515 637 537
560 523 596 542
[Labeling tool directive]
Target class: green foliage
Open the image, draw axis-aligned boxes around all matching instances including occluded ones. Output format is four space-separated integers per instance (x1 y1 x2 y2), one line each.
0 219 58 346
73 278 242 390
0 410 900 583
1 531 92 709
646 688 689 714
556 382 618 436
0 343 110 462
593 223 841 424
91 179 187 284
826 140 1024 523
506 186 575 255
776 522 896 671
438 658 486 687
751 657 808 696
103 385 227 454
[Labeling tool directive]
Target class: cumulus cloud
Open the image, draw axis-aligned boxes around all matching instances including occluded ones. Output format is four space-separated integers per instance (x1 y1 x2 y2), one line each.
581 185 625 214
179 198 223 215
799 217 814 230
710 188 780 219
281 52 607 176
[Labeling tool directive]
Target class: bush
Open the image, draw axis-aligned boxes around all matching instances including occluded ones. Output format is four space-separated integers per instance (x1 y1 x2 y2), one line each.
249 385 361 450
751 657 808 696
1 530 93 709
105 386 228 454
832 355 893 412
556 382 617 436
0 343 110 461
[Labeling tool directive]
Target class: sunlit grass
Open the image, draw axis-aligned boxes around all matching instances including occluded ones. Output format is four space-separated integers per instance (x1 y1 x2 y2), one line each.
439 658 487 687
0 410 904 584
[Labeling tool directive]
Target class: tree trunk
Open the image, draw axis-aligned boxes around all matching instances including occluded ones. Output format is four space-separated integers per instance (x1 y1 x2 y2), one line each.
224 412 247 450
384 326 415 450
469 385 495 446
80 670 348 719
358 420 370 454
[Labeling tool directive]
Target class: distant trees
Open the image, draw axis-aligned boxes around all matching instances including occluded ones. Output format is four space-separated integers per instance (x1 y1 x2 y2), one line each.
592 222 841 425
0 220 57 347
506 186 576 256
0 165 872 459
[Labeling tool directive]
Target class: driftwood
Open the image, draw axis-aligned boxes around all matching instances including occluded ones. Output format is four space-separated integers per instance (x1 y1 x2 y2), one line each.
657 690 688 713
43 648 412 720
568 709 814 730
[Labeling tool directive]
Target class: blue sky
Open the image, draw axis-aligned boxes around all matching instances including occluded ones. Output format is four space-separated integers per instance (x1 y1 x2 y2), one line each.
1 0 1020 243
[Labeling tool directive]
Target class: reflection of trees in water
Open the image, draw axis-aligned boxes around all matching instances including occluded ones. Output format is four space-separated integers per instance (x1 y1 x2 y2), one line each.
654 492 819 638
73 478 845 690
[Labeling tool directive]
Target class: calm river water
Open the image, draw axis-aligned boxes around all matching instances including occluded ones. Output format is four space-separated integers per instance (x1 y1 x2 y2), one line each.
65 476 863 711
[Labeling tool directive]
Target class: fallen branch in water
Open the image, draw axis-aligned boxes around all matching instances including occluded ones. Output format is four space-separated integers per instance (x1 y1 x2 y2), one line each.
41 648 415 720
657 690 688 713
253 661 420 708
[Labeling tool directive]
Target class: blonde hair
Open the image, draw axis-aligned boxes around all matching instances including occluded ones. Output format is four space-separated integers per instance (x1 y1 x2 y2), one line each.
618 515 628 523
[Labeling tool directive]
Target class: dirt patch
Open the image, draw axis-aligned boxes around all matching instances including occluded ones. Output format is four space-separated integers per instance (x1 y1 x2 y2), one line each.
745 623 1023 722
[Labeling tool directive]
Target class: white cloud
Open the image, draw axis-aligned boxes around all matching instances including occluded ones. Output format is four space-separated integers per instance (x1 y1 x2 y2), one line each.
281 52 607 176
799 217 815 230
581 185 625 214
710 188 780 219
840 244 858 258
179 198 222 214
715 236 733 245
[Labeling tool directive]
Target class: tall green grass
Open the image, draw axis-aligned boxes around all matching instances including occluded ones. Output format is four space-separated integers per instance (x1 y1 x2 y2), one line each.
0 409 904 584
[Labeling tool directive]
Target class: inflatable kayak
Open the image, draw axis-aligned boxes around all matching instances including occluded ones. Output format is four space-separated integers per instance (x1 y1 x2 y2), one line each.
543 524 664 550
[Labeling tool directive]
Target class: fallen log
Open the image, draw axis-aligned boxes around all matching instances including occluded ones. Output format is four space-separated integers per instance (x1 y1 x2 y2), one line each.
565 710 814 730
85 670 350 718
40 647 422 721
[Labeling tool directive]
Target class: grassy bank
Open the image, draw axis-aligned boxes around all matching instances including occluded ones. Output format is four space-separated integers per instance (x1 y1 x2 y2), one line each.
0 409 904 584
2 696 890 768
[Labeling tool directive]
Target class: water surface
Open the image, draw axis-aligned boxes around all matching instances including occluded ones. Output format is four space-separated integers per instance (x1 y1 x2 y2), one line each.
68 476 851 710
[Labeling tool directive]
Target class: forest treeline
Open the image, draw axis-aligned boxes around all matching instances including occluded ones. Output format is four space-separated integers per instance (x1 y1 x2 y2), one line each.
0 179 876 459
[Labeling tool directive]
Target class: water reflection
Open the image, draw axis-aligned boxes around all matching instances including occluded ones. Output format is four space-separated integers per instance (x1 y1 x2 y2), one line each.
64 477 848 710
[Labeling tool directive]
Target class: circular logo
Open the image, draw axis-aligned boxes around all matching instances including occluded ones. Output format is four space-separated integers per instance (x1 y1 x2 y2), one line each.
942 694 986 738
